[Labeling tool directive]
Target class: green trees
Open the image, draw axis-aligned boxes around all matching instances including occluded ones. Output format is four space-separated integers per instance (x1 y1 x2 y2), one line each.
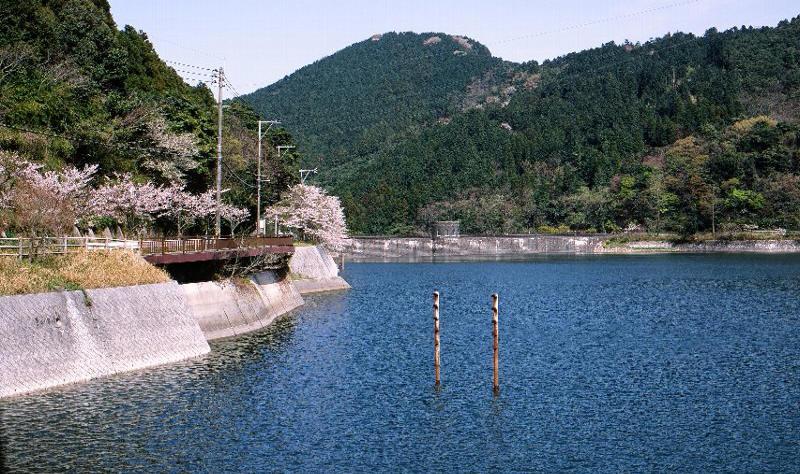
241 17 800 236
0 0 217 191
0 1 302 235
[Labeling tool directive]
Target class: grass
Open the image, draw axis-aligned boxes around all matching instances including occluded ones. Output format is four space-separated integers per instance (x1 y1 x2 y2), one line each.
0 250 170 296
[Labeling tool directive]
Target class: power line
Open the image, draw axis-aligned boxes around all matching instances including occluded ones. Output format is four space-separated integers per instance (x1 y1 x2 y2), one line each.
171 68 215 78
223 161 257 189
495 0 704 44
0 123 71 140
225 79 243 99
165 59 217 72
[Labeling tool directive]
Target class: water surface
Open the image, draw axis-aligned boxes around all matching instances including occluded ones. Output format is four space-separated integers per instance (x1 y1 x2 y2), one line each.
2 254 799 472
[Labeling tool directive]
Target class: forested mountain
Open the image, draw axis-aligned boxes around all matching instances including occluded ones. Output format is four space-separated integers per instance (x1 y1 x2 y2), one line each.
243 19 800 236
241 32 511 168
0 0 299 232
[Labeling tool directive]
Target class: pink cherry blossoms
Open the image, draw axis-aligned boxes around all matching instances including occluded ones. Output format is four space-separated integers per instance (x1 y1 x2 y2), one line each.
0 150 249 236
267 183 348 250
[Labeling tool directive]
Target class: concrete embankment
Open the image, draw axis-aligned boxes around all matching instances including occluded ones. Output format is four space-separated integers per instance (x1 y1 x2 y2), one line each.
289 246 351 294
0 245 350 397
0 282 210 398
181 272 304 341
596 239 800 254
342 236 800 260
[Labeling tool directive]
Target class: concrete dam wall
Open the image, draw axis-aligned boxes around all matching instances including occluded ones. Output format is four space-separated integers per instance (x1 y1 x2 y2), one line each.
0 282 210 398
341 235 606 260
289 246 351 294
342 236 800 260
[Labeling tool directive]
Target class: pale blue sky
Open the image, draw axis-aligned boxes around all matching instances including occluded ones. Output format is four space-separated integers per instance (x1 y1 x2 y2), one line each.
109 0 799 94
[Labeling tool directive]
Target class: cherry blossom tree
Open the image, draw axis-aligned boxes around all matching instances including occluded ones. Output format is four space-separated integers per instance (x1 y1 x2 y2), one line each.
220 203 250 236
138 115 199 183
89 173 173 233
159 187 217 237
0 150 241 238
267 184 347 250
1 150 97 235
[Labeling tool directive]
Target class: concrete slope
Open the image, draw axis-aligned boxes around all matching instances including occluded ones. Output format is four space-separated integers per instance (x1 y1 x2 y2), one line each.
0 282 210 398
289 246 351 294
181 272 304 341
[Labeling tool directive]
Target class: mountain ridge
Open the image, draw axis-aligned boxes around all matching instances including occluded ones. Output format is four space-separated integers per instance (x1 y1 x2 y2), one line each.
241 31 508 167
242 18 800 235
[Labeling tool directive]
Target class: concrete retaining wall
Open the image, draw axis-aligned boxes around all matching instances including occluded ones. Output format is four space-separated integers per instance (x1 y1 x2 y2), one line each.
0 282 210 398
289 246 351 294
0 246 350 397
678 239 800 253
181 272 304 341
341 236 606 260
342 236 800 260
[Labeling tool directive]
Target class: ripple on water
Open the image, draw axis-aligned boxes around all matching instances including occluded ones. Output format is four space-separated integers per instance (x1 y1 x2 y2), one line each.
1 254 799 472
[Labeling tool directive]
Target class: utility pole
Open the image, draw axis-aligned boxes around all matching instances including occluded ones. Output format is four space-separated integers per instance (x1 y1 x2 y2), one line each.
277 145 295 155
215 67 224 237
299 168 318 184
257 120 280 235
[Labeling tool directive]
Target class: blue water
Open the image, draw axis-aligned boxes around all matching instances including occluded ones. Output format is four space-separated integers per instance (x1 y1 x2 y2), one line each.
2 254 799 472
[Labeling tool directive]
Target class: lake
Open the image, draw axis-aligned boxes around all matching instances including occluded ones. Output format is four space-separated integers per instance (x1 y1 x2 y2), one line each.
1 254 799 472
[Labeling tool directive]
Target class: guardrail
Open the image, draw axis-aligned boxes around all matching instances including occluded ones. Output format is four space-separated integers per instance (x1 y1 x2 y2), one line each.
0 237 135 257
0 236 294 258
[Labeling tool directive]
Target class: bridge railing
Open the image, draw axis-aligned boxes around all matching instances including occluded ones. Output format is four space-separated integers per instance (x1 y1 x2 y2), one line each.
137 236 294 256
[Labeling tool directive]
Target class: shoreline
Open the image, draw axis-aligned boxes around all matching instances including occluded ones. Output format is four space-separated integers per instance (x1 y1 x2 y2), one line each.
0 245 350 398
340 236 800 262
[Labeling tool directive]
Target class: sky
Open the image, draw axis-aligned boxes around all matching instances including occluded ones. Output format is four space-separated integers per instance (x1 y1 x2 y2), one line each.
109 0 799 95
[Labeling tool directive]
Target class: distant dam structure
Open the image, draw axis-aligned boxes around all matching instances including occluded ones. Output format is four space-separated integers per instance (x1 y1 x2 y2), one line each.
341 234 608 261
340 234 800 261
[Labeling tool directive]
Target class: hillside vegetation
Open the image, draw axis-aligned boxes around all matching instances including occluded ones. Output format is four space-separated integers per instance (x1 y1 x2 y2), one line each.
244 20 800 236
0 0 299 235
242 32 509 168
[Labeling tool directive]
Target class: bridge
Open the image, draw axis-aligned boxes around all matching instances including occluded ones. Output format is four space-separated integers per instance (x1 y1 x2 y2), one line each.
0 236 294 264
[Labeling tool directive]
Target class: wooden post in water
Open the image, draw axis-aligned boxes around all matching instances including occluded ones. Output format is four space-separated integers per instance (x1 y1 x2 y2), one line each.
492 293 499 394
433 291 441 387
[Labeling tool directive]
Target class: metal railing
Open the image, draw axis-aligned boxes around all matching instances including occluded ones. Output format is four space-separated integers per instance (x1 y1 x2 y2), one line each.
0 237 136 257
137 236 294 256
0 236 293 258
